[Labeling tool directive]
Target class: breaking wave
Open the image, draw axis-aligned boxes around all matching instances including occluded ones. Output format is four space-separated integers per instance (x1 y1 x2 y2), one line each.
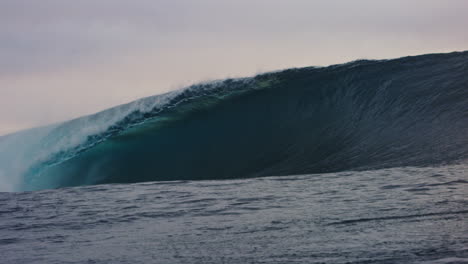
1 51 468 191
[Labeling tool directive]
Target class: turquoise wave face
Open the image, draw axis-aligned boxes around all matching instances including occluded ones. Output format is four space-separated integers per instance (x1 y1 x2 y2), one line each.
4 51 468 191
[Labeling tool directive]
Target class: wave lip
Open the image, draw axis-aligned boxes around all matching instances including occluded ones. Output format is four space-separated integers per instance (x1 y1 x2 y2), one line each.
2 51 468 191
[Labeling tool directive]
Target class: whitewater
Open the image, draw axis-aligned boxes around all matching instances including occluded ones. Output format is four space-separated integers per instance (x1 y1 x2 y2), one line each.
0 51 467 263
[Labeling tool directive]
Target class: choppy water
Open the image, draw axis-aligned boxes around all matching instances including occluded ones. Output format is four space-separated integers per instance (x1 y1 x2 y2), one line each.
1 165 467 263
1 51 467 263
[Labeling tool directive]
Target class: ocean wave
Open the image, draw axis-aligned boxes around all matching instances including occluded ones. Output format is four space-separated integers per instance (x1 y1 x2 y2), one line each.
1 51 467 191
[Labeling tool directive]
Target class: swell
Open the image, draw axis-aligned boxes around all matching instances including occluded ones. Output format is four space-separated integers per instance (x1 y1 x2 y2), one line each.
328 210 468 225
4 51 468 191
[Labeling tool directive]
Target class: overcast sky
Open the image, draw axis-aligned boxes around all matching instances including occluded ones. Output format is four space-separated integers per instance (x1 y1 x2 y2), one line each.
1 0 467 135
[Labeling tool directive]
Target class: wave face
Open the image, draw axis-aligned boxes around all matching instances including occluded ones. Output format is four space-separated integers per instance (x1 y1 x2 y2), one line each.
1 51 468 191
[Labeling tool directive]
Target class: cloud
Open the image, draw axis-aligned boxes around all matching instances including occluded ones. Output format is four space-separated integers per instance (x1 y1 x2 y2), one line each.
0 0 467 134
2 0 467 75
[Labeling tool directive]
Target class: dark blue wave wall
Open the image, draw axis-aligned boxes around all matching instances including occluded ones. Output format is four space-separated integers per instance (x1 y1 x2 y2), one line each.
21 51 468 190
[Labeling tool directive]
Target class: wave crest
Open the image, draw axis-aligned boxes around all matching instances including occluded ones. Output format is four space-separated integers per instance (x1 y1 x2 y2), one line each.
2 51 468 191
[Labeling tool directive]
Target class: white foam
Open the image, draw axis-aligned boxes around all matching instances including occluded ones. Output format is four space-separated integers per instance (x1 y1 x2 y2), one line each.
0 77 255 192
0 90 183 192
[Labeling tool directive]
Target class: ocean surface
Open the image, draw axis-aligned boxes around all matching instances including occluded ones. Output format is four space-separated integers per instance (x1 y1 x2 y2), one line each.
1 165 467 263
0 51 467 263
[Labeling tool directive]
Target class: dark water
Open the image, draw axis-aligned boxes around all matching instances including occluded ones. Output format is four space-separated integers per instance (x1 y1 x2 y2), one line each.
1 51 468 263
1 165 467 263
1 51 466 192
